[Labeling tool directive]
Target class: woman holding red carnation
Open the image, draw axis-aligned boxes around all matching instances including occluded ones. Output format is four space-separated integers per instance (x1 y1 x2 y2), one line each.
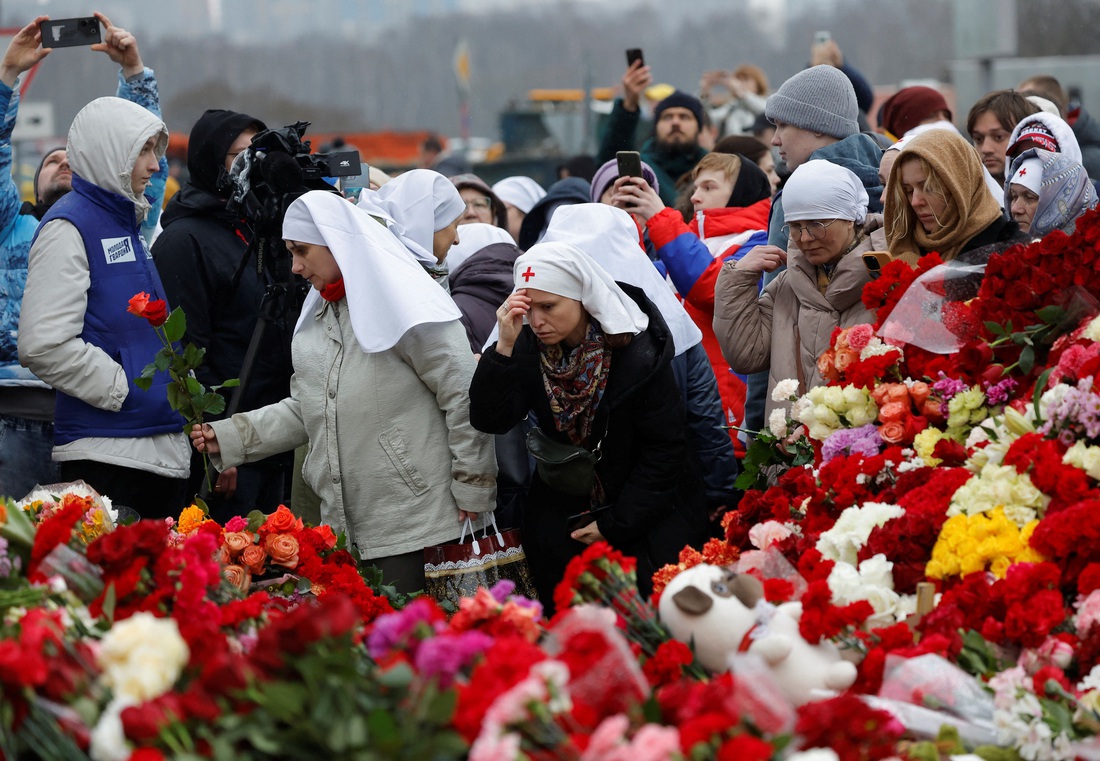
713 160 885 419
191 189 497 594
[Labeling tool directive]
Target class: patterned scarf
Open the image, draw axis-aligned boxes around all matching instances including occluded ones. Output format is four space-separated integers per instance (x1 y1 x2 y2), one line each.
539 320 611 446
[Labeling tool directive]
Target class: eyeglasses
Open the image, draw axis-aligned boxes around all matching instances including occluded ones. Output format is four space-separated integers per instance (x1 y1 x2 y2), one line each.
464 197 492 211
781 218 840 241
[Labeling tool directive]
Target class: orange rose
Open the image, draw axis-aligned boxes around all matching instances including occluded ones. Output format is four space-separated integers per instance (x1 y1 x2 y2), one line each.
261 505 302 535
127 292 150 317
216 545 231 565
817 348 840 382
314 525 338 550
264 533 300 569
223 531 254 558
223 564 251 592
878 401 909 424
240 544 268 576
884 384 910 405
870 384 892 407
833 347 859 372
909 381 931 407
879 419 910 445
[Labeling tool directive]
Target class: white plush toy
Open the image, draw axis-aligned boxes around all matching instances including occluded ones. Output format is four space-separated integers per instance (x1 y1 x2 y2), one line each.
658 564 858 705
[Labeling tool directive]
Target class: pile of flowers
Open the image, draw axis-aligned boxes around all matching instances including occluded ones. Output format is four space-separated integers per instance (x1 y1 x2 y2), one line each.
5 210 1100 760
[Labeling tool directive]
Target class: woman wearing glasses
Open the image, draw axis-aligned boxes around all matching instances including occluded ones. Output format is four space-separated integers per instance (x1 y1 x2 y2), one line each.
713 160 886 418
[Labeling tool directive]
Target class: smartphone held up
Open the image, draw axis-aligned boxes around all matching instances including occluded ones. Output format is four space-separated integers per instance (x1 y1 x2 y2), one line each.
39 16 103 48
625 47 644 69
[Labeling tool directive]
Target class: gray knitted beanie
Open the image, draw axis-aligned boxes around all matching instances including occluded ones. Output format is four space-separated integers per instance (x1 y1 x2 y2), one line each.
765 65 859 139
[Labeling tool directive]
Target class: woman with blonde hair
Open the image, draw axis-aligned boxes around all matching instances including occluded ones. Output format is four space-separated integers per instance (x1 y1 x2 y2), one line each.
884 129 1021 265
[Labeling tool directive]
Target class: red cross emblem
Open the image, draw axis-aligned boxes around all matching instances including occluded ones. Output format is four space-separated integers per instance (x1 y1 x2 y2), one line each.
521 266 535 282
1018 168 1027 176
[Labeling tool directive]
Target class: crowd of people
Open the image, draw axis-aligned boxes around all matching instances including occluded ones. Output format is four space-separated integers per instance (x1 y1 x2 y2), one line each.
2 18 1098 605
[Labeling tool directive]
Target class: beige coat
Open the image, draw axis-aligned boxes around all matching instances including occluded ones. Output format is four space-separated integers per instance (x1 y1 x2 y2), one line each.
713 216 886 420
211 297 496 560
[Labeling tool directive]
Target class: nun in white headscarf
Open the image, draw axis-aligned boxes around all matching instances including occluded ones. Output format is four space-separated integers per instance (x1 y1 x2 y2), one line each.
192 190 496 593
540 203 739 513
714 159 888 419
468 240 708 610
358 168 466 288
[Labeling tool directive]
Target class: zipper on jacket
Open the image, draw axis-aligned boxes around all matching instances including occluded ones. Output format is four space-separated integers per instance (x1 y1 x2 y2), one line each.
696 209 705 239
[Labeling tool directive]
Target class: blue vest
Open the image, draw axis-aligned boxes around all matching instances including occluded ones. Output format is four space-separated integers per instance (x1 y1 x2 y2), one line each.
35 174 180 445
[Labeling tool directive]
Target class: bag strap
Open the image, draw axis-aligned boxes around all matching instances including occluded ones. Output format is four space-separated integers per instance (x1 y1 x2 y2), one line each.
459 516 480 556
481 511 505 546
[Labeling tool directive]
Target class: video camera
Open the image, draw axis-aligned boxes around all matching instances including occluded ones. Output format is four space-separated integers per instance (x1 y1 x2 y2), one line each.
226 121 360 237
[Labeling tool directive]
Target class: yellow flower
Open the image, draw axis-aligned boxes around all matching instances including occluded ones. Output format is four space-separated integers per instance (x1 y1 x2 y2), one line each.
177 505 208 534
913 428 946 467
927 507 1044 580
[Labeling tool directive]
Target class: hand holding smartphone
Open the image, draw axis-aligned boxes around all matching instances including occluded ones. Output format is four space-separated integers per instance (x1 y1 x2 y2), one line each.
616 150 643 179
39 17 102 48
626 48 644 69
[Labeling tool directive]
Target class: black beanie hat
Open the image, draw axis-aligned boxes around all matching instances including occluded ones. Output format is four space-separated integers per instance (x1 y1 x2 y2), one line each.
654 90 706 128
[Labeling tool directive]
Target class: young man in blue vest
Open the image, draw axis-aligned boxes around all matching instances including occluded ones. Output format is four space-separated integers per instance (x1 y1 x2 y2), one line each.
18 96 186 518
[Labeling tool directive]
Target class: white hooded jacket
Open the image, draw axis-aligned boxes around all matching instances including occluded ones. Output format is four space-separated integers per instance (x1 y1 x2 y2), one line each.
18 97 188 477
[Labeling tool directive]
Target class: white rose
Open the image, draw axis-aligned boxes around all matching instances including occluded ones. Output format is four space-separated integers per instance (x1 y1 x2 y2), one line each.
98 612 189 703
772 378 800 402
822 386 845 410
841 385 868 406
812 404 841 428
844 405 874 427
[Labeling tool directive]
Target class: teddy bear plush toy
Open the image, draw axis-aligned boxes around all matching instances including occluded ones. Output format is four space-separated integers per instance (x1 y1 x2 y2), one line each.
658 564 858 705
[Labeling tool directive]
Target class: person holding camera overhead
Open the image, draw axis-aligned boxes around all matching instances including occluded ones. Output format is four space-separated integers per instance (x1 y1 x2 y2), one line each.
713 160 886 420
191 190 497 594
468 242 708 610
152 110 299 521
0 13 168 500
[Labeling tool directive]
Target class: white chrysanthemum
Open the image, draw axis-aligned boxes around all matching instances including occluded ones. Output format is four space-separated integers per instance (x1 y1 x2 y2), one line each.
860 337 901 360
98 612 189 704
816 502 904 565
772 378 800 402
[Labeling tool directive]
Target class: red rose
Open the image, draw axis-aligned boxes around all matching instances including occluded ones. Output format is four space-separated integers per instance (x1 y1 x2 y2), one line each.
127 291 168 327
142 299 168 327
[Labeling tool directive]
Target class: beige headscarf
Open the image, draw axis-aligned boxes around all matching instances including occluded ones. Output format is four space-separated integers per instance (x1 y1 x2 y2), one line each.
884 129 1004 264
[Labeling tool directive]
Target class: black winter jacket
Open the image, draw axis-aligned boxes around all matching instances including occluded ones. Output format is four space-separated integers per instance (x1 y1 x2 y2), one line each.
152 184 295 415
469 284 708 607
449 241 522 352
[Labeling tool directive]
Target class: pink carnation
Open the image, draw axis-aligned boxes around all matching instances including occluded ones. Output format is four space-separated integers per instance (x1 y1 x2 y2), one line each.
1077 590 1100 635
846 323 875 351
225 515 249 533
469 732 521 761
619 725 681 761
748 520 794 550
581 715 630 761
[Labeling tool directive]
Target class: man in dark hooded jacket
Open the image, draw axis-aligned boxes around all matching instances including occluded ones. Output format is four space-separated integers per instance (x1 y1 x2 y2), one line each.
152 109 295 520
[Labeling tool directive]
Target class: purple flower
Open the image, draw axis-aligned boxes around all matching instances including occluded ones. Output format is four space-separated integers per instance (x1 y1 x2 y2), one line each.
489 579 515 603
414 630 494 687
983 378 1019 406
933 374 970 404
821 423 883 464
366 598 441 660
1039 378 1100 445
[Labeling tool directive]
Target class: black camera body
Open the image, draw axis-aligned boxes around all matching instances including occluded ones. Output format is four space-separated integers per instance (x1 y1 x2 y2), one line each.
226 121 360 236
